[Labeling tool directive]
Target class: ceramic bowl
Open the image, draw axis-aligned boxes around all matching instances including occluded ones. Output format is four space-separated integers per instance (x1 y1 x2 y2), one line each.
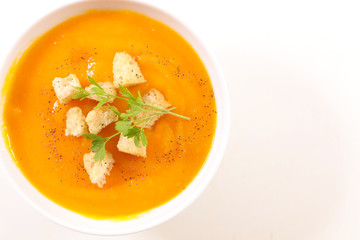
0 0 230 235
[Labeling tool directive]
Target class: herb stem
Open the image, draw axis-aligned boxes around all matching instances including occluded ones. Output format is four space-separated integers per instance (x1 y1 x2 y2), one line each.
164 111 190 120
143 104 190 120
106 94 129 102
143 104 168 112
140 117 157 130
132 113 163 126
105 132 121 141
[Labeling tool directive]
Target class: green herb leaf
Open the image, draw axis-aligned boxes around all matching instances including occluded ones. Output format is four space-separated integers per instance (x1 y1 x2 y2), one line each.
120 108 141 119
90 139 106 152
137 90 143 104
109 105 122 116
90 87 106 95
83 133 104 140
94 146 106 161
73 86 86 91
94 97 109 109
118 84 132 99
134 135 140 148
115 120 131 133
124 127 141 138
139 130 148 146
73 91 90 100
88 76 103 90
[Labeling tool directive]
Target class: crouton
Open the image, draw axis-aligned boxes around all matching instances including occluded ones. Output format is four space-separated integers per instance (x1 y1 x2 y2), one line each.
85 82 117 103
65 107 87 137
52 74 81 104
85 105 119 134
132 89 171 129
83 151 114 188
117 134 147 158
113 52 146 88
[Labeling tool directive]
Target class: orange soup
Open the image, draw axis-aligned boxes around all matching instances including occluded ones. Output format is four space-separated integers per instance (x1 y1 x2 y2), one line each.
2 10 216 219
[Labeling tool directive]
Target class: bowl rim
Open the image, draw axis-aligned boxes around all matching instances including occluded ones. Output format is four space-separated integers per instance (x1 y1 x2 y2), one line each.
0 0 231 235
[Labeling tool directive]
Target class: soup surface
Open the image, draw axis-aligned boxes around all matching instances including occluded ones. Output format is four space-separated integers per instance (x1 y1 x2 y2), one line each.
2 10 216 219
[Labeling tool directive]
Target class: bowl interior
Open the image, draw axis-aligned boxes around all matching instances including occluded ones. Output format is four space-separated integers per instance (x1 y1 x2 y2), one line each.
0 0 230 235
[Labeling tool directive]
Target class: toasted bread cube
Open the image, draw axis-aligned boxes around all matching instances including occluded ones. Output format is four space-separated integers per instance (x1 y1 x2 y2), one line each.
117 134 147 158
83 151 114 188
85 105 119 134
65 107 87 137
113 52 146 88
133 89 171 129
52 74 81 104
85 82 117 103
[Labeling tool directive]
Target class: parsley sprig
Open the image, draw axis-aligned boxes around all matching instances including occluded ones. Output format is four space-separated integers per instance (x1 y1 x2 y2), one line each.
73 76 189 161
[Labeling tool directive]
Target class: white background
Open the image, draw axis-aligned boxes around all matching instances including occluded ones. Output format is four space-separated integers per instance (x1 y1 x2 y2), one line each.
1 0 360 239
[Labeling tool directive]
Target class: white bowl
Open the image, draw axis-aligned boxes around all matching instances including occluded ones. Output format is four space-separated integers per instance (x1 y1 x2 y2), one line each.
0 0 230 235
